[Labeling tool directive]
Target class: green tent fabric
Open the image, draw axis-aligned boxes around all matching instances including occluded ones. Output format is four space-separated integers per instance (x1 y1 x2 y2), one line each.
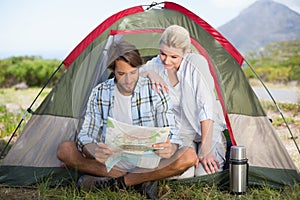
0 2 299 188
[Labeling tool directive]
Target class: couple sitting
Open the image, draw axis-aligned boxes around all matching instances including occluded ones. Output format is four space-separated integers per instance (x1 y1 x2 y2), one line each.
57 25 227 199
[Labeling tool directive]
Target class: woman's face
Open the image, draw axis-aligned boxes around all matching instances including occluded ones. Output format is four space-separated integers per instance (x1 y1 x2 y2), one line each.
159 48 183 71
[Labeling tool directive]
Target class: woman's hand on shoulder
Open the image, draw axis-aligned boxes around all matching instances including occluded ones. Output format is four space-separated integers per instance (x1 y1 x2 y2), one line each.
147 70 169 94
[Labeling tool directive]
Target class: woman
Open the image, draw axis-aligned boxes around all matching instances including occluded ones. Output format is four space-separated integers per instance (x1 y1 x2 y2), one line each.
140 25 227 177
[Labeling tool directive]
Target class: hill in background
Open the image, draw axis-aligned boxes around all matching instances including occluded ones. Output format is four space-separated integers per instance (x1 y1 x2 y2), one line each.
218 0 300 54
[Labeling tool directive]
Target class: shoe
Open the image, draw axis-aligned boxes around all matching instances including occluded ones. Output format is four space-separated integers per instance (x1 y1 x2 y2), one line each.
134 181 158 200
77 175 125 192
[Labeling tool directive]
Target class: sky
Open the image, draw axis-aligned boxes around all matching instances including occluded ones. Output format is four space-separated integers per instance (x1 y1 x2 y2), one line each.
1 0 300 60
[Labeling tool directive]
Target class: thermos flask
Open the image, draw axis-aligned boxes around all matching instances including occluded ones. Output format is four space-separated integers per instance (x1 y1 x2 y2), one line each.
229 146 248 195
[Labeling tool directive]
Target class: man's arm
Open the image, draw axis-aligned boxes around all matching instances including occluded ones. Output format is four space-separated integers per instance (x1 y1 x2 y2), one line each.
77 87 104 154
153 91 182 158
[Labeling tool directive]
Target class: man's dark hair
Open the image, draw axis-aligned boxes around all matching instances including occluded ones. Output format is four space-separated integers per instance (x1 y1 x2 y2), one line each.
107 41 144 71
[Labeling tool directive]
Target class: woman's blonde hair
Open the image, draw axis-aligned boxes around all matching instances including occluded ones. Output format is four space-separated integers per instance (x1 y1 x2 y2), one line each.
159 25 191 55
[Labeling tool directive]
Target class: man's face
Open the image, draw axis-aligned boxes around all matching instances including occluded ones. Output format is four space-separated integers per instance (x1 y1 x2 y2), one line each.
114 60 139 96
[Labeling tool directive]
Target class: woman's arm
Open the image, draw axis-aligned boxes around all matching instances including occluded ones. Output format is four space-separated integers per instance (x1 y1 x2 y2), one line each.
197 119 220 174
140 57 169 93
140 69 169 93
188 54 220 174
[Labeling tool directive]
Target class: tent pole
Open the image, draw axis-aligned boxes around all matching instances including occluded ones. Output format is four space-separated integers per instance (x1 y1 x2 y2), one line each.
244 59 300 155
0 62 64 158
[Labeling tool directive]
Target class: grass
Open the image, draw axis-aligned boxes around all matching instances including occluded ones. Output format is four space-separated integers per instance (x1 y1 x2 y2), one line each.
0 87 50 138
260 100 300 117
0 87 50 107
0 87 299 199
0 106 24 137
0 179 299 200
259 100 300 128
1 180 300 199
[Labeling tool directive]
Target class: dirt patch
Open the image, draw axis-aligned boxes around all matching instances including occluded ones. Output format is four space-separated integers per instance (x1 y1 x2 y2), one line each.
0 186 41 200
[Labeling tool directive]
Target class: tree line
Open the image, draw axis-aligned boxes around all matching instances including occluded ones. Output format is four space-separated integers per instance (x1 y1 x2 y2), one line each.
243 38 300 84
0 56 63 88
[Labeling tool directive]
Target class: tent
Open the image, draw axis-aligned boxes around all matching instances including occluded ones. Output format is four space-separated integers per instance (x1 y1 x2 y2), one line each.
0 1 299 189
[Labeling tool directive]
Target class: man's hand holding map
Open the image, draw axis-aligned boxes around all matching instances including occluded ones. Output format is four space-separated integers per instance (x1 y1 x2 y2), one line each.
104 117 171 172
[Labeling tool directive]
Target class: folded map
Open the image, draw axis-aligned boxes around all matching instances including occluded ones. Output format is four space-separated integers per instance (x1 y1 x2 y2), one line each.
105 117 170 172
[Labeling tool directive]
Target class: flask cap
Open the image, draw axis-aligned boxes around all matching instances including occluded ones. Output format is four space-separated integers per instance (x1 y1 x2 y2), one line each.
230 146 247 160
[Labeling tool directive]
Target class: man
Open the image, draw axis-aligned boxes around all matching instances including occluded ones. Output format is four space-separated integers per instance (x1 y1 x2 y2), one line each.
57 40 197 198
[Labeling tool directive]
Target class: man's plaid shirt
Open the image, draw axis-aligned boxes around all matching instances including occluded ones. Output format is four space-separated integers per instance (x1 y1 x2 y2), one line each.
77 76 181 151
